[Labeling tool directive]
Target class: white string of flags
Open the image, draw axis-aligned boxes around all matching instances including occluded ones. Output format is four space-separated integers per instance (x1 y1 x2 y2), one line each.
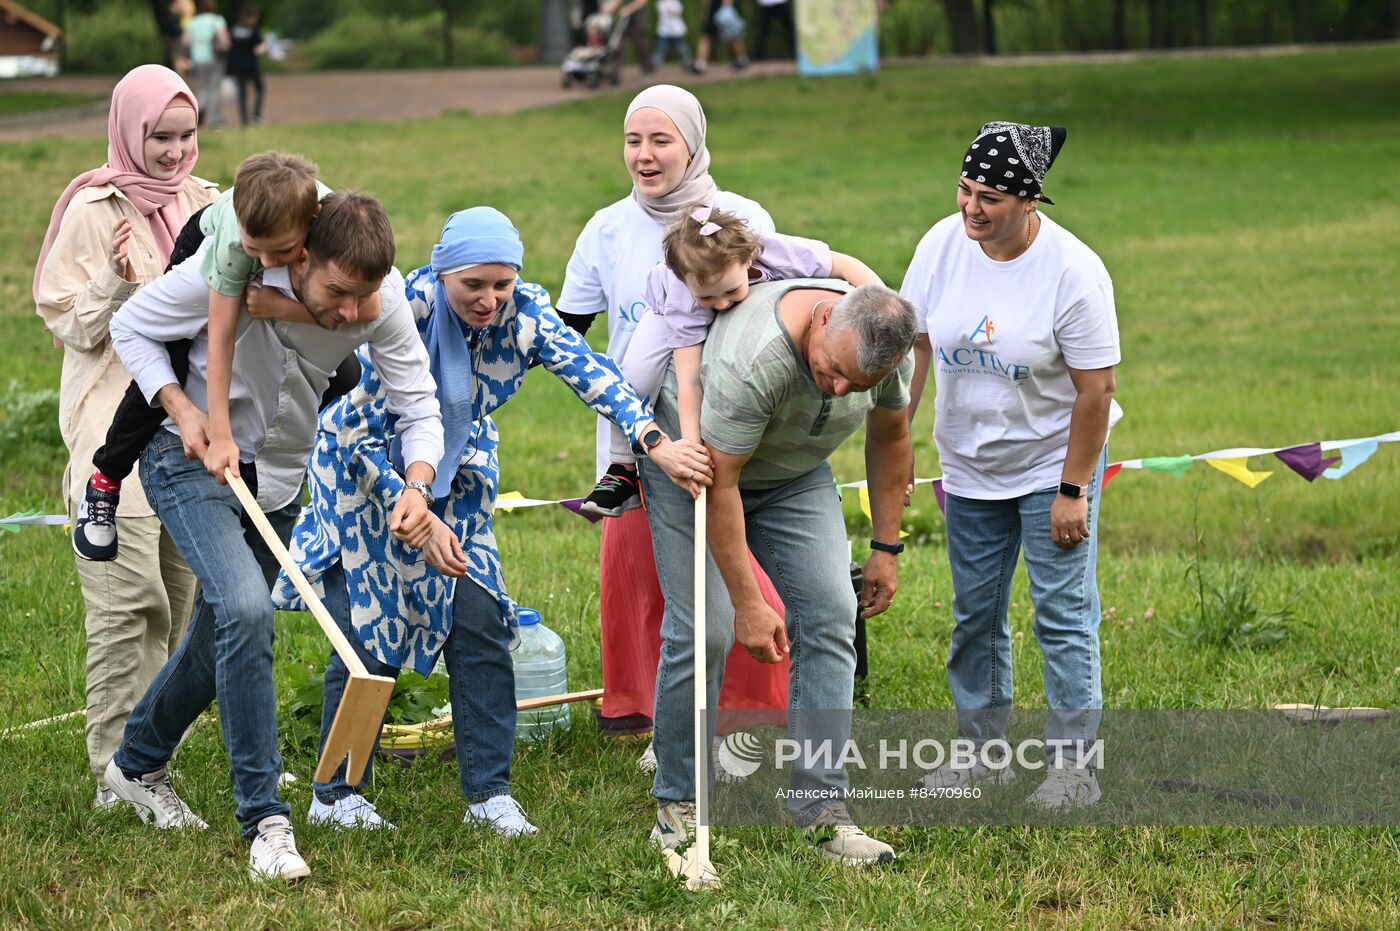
3 431 1395 532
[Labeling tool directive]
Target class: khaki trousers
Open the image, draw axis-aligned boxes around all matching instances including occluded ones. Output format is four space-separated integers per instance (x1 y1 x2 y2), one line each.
75 515 196 779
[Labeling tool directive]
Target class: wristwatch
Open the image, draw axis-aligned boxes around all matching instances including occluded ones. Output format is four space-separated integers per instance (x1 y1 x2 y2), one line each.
1058 481 1086 499
632 427 667 458
870 539 905 555
404 480 435 506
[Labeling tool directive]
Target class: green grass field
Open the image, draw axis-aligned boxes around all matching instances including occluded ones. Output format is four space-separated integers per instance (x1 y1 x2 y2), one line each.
1 48 1398 928
0 92 101 118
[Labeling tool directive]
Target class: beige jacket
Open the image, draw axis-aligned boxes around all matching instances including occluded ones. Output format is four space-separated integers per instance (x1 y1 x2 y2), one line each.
35 176 219 518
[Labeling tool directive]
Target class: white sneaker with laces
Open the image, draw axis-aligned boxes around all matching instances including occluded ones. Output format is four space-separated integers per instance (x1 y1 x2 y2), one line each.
916 757 1018 790
637 740 657 773
102 758 207 829
94 784 118 809
1026 765 1101 811
804 803 896 865
72 484 120 562
249 815 310 881
464 794 538 837
649 800 695 851
307 793 395 830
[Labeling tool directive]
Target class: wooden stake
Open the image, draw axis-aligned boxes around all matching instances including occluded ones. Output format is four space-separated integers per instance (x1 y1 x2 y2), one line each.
226 470 395 784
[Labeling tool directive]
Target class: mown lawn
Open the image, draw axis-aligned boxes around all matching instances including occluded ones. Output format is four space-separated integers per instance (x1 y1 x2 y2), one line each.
0 91 101 117
1 47 1398 929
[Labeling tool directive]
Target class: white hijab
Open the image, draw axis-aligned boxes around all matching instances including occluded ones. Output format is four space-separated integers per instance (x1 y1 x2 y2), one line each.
625 85 719 225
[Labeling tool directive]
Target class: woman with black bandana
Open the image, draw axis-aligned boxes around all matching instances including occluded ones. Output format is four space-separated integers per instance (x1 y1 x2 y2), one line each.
900 122 1122 811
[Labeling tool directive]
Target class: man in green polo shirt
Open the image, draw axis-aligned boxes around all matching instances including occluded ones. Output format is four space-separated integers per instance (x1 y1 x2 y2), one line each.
638 279 916 873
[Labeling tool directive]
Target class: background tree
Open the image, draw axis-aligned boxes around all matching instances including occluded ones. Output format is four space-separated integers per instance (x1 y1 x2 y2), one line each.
941 0 980 52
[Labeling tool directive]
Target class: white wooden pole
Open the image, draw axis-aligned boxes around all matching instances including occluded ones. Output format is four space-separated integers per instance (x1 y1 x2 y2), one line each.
693 486 711 873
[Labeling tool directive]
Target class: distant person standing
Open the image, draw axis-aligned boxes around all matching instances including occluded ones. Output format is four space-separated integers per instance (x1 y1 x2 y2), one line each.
752 0 795 61
605 0 655 78
184 0 229 130
652 0 696 72
694 0 748 72
159 1 192 77
227 5 267 127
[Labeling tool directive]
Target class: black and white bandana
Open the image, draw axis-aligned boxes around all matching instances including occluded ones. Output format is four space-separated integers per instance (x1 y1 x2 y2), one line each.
960 122 1067 204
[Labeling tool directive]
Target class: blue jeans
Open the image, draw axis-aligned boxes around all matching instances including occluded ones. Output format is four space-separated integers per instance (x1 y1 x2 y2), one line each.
652 35 693 68
640 459 856 821
115 430 297 838
943 449 1108 767
313 561 516 805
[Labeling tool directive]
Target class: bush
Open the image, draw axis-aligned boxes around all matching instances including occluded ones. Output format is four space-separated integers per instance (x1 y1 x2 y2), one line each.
879 0 949 57
302 12 514 70
0 381 61 466
64 1 165 75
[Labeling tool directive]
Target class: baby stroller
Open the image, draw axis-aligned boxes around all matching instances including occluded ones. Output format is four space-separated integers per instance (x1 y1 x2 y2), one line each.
561 9 632 88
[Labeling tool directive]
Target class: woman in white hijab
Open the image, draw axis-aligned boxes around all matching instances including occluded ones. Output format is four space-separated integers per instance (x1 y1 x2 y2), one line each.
556 84 790 762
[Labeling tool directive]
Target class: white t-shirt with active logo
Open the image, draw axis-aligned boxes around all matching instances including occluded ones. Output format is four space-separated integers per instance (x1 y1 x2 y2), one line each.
900 212 1123 500
558 191 774 474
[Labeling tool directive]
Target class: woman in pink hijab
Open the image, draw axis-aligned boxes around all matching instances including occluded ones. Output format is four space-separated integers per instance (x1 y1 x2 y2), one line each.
34 64 219 806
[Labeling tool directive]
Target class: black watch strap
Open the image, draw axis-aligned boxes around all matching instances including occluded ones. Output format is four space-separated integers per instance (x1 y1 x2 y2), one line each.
870 539 905 555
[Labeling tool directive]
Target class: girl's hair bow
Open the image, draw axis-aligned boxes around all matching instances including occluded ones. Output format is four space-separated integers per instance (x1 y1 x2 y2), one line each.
691 205 721 236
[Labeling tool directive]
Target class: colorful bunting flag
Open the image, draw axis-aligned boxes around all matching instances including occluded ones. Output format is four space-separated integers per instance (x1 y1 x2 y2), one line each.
1205 457 1273 488
558 497 605 524
857 487 909 538
1321 439 1378 480
0 432 1395 536
1274 443 1340 481
494 491 527 511
1142 455 1194 476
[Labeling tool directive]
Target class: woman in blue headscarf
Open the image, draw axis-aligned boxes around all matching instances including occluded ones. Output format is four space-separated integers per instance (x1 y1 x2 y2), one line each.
275 207 711 836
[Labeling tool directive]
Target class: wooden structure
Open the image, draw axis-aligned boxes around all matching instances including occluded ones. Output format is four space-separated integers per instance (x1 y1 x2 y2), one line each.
0 0 61 78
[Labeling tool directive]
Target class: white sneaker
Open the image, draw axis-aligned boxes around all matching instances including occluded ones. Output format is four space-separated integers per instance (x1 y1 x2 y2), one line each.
649 800 695 852
249 815 310 881
464 795 538 837
102 758 207 829
804 803 896 865
1026 765 1101 811
916 758 1018 790
307 793 395 830
94 784 119 809
637 740 657 773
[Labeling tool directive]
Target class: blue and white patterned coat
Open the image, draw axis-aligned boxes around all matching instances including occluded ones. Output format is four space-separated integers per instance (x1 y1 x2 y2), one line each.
273 266 653 676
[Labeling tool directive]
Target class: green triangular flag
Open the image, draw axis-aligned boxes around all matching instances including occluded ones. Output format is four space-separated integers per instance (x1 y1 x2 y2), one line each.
1141 455 1195 477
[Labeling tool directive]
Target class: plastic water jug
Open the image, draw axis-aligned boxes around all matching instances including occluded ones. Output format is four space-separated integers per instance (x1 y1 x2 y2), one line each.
513 608 570 741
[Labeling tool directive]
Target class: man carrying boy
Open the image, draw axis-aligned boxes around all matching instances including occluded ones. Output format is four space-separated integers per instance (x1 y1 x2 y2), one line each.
74 152 332 562
101 191 444 882
639 281 916 875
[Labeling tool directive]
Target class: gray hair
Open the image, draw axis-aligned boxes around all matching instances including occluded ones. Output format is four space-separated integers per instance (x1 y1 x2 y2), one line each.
826 284 919 376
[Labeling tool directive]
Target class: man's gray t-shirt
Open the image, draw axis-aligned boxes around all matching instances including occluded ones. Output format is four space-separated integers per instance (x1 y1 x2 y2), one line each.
667 278 911 490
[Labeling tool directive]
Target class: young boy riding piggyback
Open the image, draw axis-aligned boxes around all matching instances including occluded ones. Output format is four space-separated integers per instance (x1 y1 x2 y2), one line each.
73 151 351 561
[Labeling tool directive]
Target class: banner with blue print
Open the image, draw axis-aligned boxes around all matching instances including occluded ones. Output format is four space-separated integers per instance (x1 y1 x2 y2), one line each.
796 0 879 76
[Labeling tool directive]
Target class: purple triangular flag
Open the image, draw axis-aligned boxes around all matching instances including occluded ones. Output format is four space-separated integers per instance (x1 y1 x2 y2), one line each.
558 497 605 523
931 479 946 514
1273 443 1340 482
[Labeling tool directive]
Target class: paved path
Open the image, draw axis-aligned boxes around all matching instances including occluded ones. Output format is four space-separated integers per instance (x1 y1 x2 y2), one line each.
0 61 796 142
2 41 1387 143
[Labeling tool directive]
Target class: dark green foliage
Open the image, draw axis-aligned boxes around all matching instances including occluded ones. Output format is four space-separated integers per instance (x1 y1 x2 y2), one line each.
301 12 513 70
62 0 165 74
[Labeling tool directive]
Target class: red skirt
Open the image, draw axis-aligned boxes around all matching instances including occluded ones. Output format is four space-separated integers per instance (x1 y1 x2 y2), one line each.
598 508 790 722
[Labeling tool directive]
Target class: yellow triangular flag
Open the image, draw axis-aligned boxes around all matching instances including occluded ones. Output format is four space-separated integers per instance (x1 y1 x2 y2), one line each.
495 490 526 511
857 486 910 538
1205 457 1273 488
